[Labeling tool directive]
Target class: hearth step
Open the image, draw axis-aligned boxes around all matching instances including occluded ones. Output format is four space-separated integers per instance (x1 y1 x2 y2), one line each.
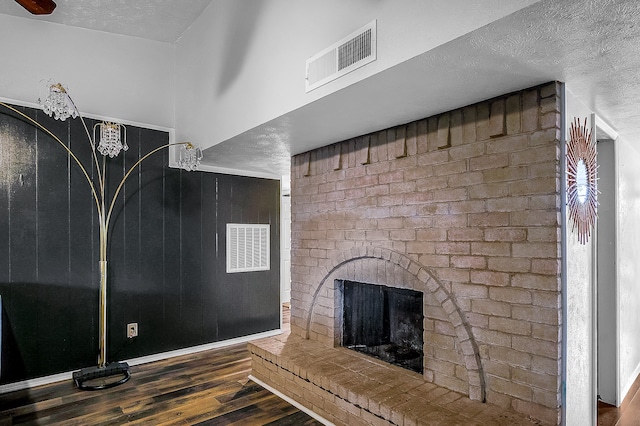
248 332 540 426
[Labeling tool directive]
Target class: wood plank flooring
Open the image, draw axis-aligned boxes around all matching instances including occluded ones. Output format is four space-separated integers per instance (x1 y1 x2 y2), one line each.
3 301 639 426
0 305 322 425
598 372 640 426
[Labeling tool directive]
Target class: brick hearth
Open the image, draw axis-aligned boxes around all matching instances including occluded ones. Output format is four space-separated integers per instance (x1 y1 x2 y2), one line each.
249 331 542 425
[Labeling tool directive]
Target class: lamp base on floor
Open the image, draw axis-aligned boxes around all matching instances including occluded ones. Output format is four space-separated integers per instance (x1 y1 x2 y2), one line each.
72 362 131 391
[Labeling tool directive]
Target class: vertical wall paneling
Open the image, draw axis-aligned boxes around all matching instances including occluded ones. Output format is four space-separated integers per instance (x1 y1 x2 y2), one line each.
2 106 41 382
215 174 280 341
179 170 204 345
201 173 218 341
161 164 182 354
109 125 142 359
0 104 280 384
68 117 99 368
35 112 72 375
141 129 172 354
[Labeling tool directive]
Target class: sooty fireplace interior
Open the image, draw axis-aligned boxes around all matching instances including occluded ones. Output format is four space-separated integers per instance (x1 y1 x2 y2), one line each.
340 280 423 374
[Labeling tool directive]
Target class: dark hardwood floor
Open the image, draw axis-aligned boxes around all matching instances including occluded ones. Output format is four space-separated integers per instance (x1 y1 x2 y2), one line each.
598 373 640 426
3 302 639 426
0 305 322 426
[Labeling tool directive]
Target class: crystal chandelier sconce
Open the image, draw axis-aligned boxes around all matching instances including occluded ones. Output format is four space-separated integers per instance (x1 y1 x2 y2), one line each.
40 82 78 121
178 143 202 171
94 122 128 158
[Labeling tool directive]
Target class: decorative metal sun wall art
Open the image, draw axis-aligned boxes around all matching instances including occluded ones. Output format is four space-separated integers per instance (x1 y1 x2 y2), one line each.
566 117 598 244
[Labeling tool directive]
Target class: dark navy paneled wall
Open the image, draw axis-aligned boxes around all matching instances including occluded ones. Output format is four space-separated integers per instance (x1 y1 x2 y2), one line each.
0 104 280 384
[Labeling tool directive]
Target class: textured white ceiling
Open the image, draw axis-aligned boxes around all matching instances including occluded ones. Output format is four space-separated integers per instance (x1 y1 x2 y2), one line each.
201 0 640 177
0 0 212 43
3 0 639 178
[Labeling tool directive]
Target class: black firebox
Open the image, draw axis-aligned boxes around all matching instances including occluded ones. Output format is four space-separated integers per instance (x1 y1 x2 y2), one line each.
340 280 423 374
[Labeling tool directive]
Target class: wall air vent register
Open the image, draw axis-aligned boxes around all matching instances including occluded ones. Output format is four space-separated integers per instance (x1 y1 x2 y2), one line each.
226 223 270 273
305 20 377 92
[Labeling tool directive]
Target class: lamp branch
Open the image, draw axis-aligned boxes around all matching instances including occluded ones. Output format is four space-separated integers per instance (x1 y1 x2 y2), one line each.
105 142 191 230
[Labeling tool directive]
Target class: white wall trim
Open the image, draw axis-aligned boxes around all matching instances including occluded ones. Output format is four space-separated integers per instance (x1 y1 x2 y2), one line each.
0 96 40 111
595 115 619 141
0 96 174 135
280 175 292 303
0 328 282 395
590 113 598 424
188 163 282 179
615 136 623 406
560 83 568 425
0 371 75 395
248 375 334 425
1 95 177 166
0 96 289 181
612 134 624 407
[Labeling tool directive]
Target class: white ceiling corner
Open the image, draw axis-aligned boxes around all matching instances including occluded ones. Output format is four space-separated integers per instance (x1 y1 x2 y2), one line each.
0 0 213 43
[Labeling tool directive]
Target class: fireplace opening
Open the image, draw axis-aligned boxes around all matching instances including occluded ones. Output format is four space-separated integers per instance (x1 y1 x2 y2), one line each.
340 280 423 374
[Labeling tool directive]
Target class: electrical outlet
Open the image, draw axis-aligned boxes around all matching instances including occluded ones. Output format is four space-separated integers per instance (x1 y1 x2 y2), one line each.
127 323 138 339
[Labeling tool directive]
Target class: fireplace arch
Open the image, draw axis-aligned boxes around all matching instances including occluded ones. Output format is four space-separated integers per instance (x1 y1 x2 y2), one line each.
301 246 486 401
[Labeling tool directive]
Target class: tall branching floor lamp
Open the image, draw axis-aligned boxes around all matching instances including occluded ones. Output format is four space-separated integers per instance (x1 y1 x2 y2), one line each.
0 81 202 390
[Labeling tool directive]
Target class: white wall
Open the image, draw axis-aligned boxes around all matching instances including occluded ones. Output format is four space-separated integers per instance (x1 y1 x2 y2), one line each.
563 89 640 423
174 0 539 149
0 14 174 129
563 89 597 425
565 227 595 424
616 136 640 400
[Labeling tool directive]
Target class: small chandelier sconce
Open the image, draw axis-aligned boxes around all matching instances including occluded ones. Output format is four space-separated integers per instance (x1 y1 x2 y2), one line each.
178 143 202 171
39 81 78 121
94 122 128 158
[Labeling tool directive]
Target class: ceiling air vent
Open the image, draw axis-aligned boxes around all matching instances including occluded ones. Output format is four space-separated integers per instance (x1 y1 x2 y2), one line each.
306 20 377 92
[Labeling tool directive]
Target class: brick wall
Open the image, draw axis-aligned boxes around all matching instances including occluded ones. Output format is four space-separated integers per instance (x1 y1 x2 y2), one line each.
290 82 562 425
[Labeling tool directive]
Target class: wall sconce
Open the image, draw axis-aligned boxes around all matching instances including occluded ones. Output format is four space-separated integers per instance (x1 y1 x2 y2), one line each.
178 143 203 171
40 81 78 121
94 122 128 158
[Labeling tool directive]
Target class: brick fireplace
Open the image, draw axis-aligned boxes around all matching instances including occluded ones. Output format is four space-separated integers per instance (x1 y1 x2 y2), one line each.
250 82 562 425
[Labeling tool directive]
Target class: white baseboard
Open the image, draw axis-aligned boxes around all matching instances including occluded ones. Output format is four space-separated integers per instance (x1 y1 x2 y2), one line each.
248 374 334 426
125 329 282 367
0 328 282 395
0 371 74 395
620 361 640 404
